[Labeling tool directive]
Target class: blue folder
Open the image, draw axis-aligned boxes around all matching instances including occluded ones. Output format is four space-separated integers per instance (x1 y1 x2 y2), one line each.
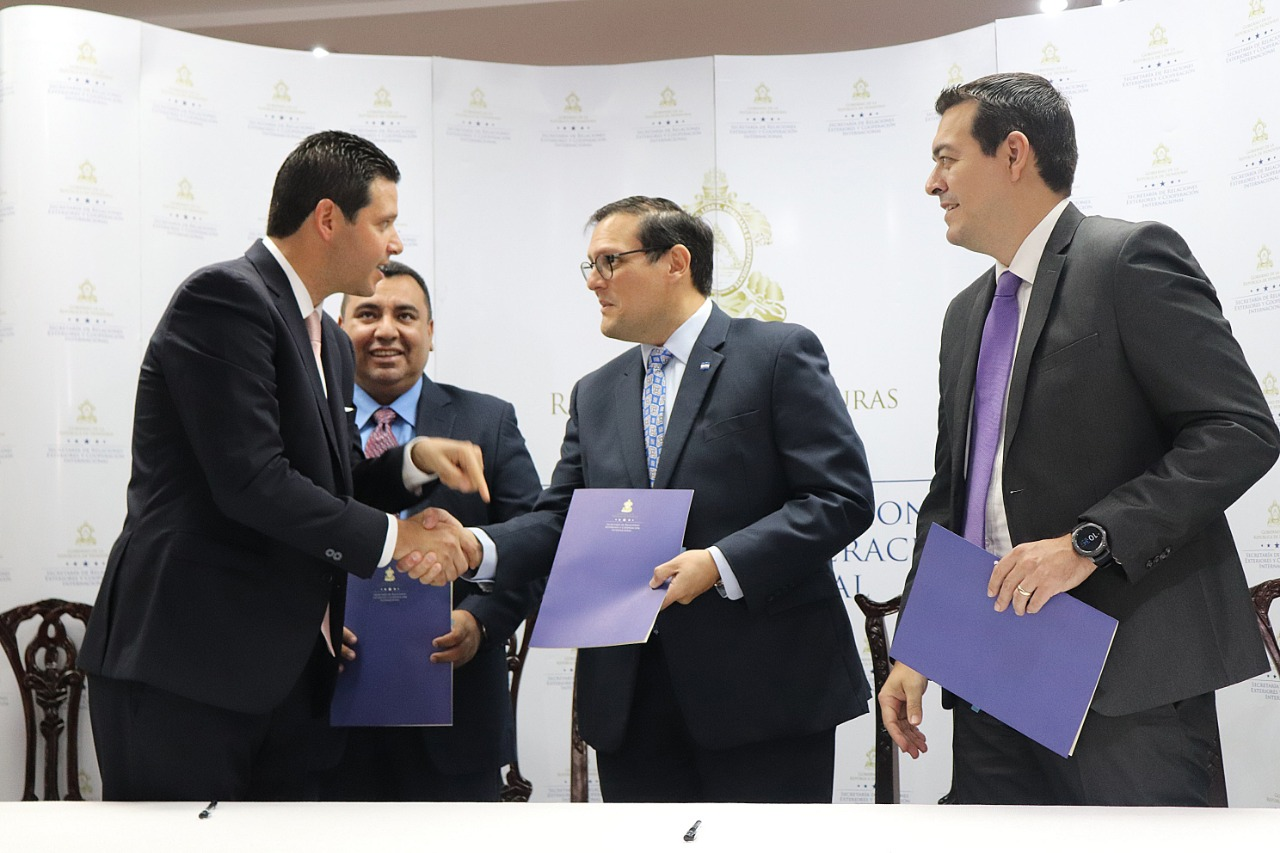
330 567 452 727
890 523 1117 757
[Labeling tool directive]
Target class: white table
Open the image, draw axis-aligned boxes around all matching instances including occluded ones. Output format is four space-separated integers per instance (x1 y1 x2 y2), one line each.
4 801 1278 852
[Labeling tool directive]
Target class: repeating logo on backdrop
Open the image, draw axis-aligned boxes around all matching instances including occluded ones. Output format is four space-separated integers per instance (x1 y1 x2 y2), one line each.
1041 43 1062 64
564 92 583 113
1252 0 1267 18
946 64 964 86
76 41 97 65
176 65 194 87
50 521 109 588
156 178 217 240
470 88 488 109
685 170 785 322
1149 24 1169 48
373 87 392 109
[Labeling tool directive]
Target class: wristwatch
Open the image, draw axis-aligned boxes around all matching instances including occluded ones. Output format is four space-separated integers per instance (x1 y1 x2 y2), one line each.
1071 521 1116 570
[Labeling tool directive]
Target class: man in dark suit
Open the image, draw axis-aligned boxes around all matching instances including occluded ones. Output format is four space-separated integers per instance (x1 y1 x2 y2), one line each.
324 261 543 801
880 73 1280 805
445 196 875 803
81 131 486 801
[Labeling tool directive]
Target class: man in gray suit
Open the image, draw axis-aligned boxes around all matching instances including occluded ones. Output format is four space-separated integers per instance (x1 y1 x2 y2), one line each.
880 73 1279 805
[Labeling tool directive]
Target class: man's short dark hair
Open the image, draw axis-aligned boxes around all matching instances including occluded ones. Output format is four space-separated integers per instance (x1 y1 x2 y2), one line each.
587 196 714 297
340 260 431 319
935 72 1077 195
266 130 400 238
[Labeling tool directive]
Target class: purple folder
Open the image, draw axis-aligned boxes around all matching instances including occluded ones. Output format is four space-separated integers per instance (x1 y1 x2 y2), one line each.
330 567 452 727
531 488 694 649
890 523 1117 757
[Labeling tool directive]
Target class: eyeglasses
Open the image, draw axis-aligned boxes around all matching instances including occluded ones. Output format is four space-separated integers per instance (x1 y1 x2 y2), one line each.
580 247 667 281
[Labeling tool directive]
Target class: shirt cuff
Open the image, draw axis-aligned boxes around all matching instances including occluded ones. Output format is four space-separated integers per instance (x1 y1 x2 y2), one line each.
401 436 439 492
379 513 397 567
707 546 743 600
468 527 497 590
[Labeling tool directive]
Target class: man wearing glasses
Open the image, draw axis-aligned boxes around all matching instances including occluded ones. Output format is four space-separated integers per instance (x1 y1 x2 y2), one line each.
455 196 875 802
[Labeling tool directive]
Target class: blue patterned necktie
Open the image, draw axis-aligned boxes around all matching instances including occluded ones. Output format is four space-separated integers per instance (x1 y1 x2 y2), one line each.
963 270 1022 547
643 348 674 486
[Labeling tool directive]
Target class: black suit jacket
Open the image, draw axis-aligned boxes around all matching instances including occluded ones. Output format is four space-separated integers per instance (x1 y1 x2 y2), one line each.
484 304 875 752
82 240 422 715
907 204 1279 715
343 377 543 773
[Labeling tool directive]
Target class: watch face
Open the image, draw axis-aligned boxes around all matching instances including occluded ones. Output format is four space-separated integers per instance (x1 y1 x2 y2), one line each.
1074 524 1105 556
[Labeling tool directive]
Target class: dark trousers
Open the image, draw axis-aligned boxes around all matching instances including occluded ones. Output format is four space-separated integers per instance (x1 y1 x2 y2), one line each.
951 692 1220 806
320 727 501 802
89 641 339 801
594 636 836 803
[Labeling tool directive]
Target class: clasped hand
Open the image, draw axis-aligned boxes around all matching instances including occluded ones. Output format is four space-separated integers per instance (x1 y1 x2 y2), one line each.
393 507 482 586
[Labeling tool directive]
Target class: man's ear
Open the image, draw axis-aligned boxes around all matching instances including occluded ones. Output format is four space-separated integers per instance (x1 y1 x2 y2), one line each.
667 243 692 280
312 198 339 242
1005 131 1034 183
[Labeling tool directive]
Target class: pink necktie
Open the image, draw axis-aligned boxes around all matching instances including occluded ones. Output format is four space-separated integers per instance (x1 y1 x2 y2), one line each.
305 309 324 371
306 309 336 653
364 407 399 459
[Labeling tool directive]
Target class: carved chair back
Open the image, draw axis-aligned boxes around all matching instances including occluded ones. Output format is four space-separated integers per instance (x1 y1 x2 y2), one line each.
0 599 93 800
853 593 901 805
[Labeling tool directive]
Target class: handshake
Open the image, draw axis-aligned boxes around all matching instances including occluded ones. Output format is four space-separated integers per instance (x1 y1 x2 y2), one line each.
392 507 482 586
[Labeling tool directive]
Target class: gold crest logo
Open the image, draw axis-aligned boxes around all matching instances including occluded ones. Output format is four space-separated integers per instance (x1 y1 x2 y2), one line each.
273 81 291 103
77 161 97 184
687 170 786 322
177 178 194 201
754 83 772 105
1250 0 1266 18
176 65 193 87
77 41 97 65
564 92 583 113
1041 43 1062 64
1262 371 1279 397
470 87 487 109
374 86 392 108
1261 246 1275 270
1152 143 1172 166
77 280 97 303
851 79 871 100
621 499 634 514
947 64 964 86
1254 119 1270 144
77 400 97 424
1268 500 1280 527
1149 24 1169 47
384 566 397 582
660 86 677 107
76 522 96 547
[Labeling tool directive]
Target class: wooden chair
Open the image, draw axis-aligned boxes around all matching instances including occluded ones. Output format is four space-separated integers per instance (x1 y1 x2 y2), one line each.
853 593 902 804
500 603 539 802
568 668 589 802
0 599 93 801
1251 578 1280 677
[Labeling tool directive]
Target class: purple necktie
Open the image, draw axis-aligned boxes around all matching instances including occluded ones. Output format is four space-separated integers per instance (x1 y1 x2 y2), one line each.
364 407 399 459
962 270 1022 547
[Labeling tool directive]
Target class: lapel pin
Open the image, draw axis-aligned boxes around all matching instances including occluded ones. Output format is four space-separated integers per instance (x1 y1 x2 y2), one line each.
699 361 711 371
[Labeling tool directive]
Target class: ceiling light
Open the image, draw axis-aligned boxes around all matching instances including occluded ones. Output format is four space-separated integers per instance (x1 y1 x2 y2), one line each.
311 46 330 58
1040 0 1069 12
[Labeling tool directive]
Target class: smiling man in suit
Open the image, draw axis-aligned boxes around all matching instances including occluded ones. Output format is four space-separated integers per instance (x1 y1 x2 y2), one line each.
326 261 543 801
82 131 487 801
448 196 875 803
879 73 1279 805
